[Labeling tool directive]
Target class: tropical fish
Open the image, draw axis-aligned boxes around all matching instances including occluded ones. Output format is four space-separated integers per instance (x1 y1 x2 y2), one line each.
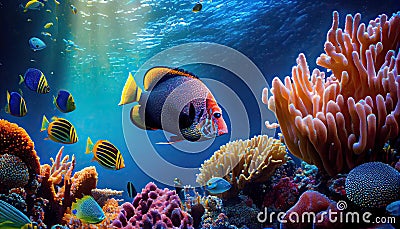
192 2 202 12
20 0 44 12
127 181 137 198
118 67 228 144
5 91 27 117
85 137 125 170
44 22 53 29
29 37 46 51
70 5 77 14
20 68 50 93
205 177 231 194
53 90 76 113
0 200 39 229
41 31 52 37
71 196 105 224
387 200 400 216
41 115 78 144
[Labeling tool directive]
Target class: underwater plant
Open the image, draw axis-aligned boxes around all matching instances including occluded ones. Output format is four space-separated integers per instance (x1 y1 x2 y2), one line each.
264 11 400 176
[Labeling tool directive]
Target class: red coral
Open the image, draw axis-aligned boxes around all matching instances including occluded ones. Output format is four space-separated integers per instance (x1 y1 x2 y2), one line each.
263 177 299 211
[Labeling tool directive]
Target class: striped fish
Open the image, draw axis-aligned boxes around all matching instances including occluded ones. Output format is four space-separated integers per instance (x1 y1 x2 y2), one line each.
85 137 125 170
20 68 50 94
0 200 39 229
5 91 27 117
41 115 78 144
127 181 137 198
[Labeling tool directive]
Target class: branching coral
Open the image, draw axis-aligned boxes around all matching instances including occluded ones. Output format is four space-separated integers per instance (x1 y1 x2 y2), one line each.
0 119 40 194
91 188 123 206
264 11 400 176
196 135 287 197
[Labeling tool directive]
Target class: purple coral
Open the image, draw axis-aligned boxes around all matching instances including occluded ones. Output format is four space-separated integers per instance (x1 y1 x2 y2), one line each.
112 182 194 228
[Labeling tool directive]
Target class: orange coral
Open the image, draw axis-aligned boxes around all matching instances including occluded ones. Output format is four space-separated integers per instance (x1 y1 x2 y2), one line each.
265 12 400 176
70 166 98 200
0 119 40 193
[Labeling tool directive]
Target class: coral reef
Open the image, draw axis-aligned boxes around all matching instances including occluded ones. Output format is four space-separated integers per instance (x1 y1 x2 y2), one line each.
222 200 261 229
263 177 299 211
196 135 287 197
280 190 343 229
0 119 40 194
0 154 29 190
345 162 400 208
111 182 194 228
91 188 123 207
264 11 400 176
38 146 98 225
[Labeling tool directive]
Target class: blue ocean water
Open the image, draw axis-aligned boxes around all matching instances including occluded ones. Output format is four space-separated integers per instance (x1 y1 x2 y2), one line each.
0 0 399 201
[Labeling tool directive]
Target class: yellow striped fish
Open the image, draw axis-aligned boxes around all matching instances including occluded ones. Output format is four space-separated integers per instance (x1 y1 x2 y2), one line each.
41 115 78 144
20 68 50 94
85 137 125 170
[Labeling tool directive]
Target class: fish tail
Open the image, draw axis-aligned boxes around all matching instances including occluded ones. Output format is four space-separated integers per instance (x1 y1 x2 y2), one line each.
41 115 49 132
19 75 24 84
85 137 94 154
5 91 10 114
118 72 142 105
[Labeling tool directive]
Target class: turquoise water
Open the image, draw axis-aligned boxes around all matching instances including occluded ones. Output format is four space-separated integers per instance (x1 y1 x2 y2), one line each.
0 0 399 201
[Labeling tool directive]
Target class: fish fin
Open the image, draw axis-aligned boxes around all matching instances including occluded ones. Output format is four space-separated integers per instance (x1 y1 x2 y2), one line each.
41 115 49 132
156 135 183 144
19 75 24 84
6 90 10 103
143 67 198 90
118 72 142 105
189 103 196 122
51 116 58 121
130 105 148 130
85 137 94 154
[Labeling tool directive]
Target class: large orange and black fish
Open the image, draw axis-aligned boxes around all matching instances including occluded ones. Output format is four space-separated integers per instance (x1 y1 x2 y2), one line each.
119 67 228 144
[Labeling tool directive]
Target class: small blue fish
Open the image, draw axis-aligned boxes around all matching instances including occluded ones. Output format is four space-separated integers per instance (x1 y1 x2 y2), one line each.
54 90 76 113
206 177 231 194
386 200 400 216
51 225 68 229
72 195 105 224
29 37 46 51
70 5 77 14
20 68 50 93
5 91 27 117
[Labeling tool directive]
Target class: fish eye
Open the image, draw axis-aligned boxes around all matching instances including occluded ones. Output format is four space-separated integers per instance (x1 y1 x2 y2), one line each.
36 45 39 48
213 112 221 118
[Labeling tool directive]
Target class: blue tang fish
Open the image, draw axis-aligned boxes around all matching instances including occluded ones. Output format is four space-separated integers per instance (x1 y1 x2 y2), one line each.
386 200 400 216
5 91 27 117
71 195 105 224
206 177 231 194
54 90 76 113
20 68 50 93
0 200 39 229
29 37 46 51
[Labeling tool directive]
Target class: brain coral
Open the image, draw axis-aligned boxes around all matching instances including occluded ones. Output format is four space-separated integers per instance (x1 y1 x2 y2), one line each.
264 11 400 176
0 154 29 190
0 119 40 193
345 162 400 208
196 135 287 197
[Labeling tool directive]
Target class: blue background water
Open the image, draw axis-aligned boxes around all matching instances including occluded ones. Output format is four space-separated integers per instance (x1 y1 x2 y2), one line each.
0 0 399 200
